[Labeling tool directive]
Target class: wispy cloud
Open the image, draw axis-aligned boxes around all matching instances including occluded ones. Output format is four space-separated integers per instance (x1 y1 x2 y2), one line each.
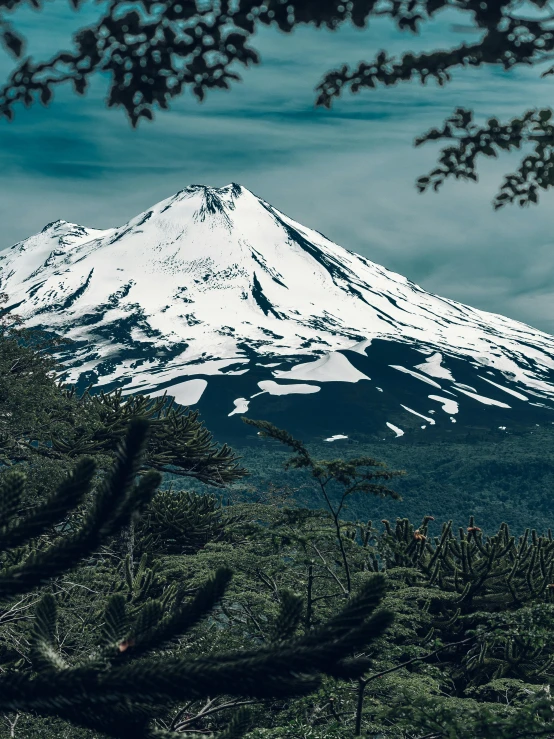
1 4 553 333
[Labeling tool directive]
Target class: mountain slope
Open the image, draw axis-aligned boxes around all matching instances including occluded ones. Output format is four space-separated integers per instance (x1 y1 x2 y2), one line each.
2 183 554 442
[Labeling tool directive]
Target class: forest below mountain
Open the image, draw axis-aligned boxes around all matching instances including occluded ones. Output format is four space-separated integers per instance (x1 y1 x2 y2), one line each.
172 424 554 539
2 314 554 738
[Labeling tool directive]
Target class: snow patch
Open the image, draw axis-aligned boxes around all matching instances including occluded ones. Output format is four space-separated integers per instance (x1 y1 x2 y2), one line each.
390 365 442 389
228 397 250 416
452 383 477 392
256 380 321 396
414 352 455 380
273 352 370 383
478 375 528 400
428 395 459 414
147 378 207 406
400 404 436 425
386 422 404 437
346 338 372 355
454 387 511 408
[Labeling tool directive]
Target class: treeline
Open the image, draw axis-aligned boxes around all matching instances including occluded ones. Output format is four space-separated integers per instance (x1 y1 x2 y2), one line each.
220 426 554 536
1 295 554 738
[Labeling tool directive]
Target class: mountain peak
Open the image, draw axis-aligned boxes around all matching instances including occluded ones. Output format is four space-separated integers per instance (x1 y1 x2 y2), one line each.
179 182 244 194
41 219 68 233
2 183 554 441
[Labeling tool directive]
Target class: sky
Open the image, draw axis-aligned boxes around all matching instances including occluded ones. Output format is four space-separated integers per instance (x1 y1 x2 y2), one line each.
1 2 554 335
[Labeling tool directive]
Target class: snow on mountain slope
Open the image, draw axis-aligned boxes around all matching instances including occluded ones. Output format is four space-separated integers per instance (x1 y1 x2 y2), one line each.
1 183 554 441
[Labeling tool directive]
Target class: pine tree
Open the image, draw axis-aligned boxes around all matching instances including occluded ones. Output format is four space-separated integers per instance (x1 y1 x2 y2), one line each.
0 292 246 493
379 514 554 610
134 486 233 556
0 421 393 737
242 417 406 594
0 304 395 737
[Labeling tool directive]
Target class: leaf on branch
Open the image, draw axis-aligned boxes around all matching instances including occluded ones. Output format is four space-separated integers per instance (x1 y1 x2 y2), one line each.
73 77 87 95
482 145 497 157
29 594 68 672
1 30 24 59
218 707 253 739
269 590 303 643
39 86 53 106
0 469 25 523
101 595 128 647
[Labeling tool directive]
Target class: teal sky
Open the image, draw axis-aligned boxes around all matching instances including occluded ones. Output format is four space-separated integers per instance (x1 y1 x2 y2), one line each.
1 3 554 334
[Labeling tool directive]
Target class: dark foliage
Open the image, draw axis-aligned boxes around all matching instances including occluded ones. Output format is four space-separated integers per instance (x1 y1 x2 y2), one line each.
0 298 395 738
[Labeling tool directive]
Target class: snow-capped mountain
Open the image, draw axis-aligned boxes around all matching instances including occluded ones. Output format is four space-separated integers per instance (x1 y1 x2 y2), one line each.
2 183 554 443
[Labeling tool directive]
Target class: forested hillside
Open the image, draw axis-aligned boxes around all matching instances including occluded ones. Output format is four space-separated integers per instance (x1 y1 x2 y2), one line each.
2 312 554 738
209 426 554 537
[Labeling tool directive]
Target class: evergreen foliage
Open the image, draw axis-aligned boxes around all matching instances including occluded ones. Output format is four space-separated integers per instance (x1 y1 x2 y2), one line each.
380 514 554 608
242 417 406 593
134 487 230 556
50 385 247 487
0 294 247 492
229 432 554 538
0 300 395 738
5 293 554 737
0 406 394 738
